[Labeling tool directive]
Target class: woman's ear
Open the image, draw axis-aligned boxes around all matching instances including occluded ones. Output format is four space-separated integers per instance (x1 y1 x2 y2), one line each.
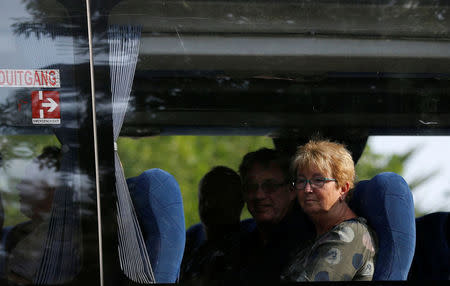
340 182 350 196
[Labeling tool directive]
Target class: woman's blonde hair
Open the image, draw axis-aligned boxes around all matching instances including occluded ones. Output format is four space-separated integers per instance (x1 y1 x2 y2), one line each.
292 139 355 189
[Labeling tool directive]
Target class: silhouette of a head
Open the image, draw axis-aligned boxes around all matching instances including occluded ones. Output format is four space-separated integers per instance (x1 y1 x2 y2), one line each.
198 166 243 227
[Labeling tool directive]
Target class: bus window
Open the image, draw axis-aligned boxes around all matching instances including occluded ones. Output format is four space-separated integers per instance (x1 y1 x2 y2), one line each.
91 0 450 284
0 1 99 285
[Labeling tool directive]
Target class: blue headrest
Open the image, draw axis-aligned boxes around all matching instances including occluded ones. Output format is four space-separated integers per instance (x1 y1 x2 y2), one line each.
350 172 416 280
408 212 450 280
127 168 186 283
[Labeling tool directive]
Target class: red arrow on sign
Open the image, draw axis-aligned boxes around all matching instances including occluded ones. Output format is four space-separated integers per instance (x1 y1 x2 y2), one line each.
31 91 61 125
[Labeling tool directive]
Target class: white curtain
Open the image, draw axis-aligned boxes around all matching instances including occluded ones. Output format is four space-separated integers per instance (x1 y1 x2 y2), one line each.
34 139 82 284
109 25 155 283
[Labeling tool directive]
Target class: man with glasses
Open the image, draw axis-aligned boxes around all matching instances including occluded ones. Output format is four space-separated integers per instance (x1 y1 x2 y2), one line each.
238 148 315 283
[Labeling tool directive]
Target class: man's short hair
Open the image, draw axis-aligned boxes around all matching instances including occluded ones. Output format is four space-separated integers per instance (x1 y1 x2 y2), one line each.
239 148 291 183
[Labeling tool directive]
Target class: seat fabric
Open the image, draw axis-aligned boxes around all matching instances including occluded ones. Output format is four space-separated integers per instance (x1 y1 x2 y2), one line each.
408 212 450 280
127 168 186 283
350 172 416 281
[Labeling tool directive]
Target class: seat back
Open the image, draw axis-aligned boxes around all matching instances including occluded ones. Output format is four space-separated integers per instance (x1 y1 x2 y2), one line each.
350 172 416 280
127 168 186 283
408 212 450 280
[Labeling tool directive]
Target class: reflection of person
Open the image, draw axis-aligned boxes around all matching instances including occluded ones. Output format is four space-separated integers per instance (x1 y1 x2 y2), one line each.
5 146 60 284
16 147 59 221
282 140 377 281
238 148 315 283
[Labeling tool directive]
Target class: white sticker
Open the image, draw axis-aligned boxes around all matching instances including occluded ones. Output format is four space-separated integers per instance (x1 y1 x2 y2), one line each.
0 69 60 88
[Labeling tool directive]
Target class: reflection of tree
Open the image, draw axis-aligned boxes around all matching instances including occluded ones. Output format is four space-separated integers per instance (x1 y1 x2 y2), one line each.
3 2 101 281
12 0 81 38
0 90 32 128
9 0 119 55
0 135 59 168
21 0 71 21
12 22 81 39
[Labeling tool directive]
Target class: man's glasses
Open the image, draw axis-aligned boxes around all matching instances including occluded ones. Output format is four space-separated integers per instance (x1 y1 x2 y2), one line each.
243 180 289 195
293 177 337 190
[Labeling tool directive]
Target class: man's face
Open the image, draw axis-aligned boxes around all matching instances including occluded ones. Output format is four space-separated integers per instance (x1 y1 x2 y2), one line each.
199 192 242 226
243 162 295 226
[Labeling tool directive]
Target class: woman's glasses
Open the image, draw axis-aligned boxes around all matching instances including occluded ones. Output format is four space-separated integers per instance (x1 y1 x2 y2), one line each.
293 177 336 190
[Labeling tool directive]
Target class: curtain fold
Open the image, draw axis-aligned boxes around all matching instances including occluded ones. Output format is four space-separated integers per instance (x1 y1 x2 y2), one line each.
109 25 155 284
34 130 82 285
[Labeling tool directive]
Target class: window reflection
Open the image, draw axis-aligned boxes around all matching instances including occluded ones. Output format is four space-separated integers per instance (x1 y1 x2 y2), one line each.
7 147 60 283
0 0 96 284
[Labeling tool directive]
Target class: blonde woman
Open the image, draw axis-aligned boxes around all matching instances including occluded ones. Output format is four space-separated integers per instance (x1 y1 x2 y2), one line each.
282 140 377 281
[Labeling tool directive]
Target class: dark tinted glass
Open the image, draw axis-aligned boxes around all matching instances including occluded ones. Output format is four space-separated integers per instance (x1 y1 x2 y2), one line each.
0 1 99 285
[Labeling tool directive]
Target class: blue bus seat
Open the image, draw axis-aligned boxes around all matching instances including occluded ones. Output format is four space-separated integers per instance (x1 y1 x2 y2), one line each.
127 168 186 283
350 172 416 280
184 223 206 258
408 212 450 280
